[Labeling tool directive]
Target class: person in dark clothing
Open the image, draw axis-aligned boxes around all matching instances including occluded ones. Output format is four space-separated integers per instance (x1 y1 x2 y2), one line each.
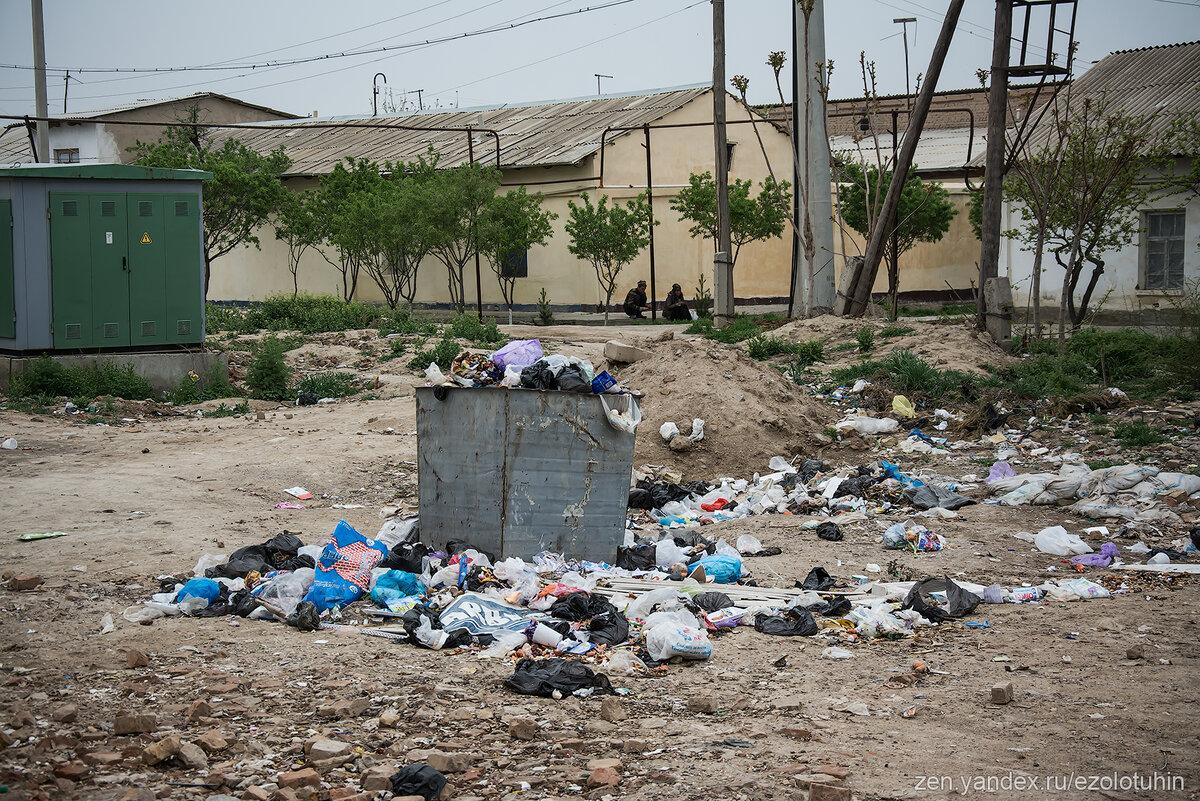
622 280 650 318
663 283 691 321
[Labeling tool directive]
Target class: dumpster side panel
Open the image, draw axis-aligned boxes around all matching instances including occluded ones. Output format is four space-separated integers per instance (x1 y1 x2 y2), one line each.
416 387 635 562
416 387 506 551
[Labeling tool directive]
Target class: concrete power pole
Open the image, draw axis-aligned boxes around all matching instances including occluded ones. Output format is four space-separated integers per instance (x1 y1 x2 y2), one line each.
31 0 49 162
977 0 1013 329
712 0 734 328
790 0 836 316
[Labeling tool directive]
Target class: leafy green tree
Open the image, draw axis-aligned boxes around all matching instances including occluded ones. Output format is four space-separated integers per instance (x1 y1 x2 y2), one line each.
565 193 653 325
669 171 791 268
478 187 557 324
129 105 290 297
273 190 320 297
836 162 957 314
424 162 503 313
313 158 381 301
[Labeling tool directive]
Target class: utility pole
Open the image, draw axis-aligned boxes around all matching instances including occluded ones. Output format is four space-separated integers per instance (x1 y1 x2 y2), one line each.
31 0 48 162
977 0 1012 329
412 89 425 111
712 0 734 328
63 70 72 114
894 17 917 111
845 0 965 316
372 72 387 116
594 74 613 96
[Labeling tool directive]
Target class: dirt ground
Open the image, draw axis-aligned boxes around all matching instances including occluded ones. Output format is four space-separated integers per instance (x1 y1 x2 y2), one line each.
1 318 1198 801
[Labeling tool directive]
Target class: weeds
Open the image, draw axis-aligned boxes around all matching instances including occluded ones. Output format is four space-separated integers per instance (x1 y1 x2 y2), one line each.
407 335 461 371
381 339 409 361
685 316 761 344
163 364 240 405
747 335 796 360
296 372 358 398
246 336 292 401
378 309 437 337
1113 421 1165 448
831 349 968 400
9 356 153 402
856 326 875 353
204 401 252 418
879 325 915 338
446 313 503 345
207 294 381 335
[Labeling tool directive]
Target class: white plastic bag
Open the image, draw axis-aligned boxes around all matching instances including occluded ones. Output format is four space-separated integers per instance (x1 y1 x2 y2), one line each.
623 587 684 621
600 394 642 433
836 415 899 435
688 419 705 443
655 538 689 570
768 456 796 473
659 422 680 441
645 624 711 661
192 554 226 577
1034 525 1093 556
424 363 447 385
605 650 648 675
736 534 763 554
480 630 527 659
253 567 316 617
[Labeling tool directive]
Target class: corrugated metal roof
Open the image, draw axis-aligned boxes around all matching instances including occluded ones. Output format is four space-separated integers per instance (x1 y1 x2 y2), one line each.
0 124 32 164
968 40 1200 166
55 92 300 120
832 126 984 176
213 86 710 175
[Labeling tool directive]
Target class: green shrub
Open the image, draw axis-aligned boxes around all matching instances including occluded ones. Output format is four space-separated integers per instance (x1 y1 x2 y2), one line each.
1113 421 1165 448
408 335 461 371
296 372 358 398
794 339 824 367
447 312 503 345
9 356 153 402
685 315 761 344
536 288 555 326
747 334 795 360
205 303 257 335
381 338 409 361
377 309 437 337
246 336 292 401
831 348 966 400
856 326 875 353
164 363 240 405
693 273 713 319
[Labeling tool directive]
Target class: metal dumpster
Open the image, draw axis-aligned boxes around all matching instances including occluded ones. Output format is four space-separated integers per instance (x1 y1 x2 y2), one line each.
416 386 636 562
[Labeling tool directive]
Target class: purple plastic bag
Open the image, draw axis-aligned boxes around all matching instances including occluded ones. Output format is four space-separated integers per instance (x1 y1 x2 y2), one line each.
491 339 543 370
987 461 1016 483
1070 542 1118 567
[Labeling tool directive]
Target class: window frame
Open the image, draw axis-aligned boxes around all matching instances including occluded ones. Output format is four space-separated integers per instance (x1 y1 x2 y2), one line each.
53 148 80 164
1140 208 1186 291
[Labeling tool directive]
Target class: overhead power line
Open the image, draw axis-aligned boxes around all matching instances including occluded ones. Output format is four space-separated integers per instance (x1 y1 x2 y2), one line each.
0 0 637 75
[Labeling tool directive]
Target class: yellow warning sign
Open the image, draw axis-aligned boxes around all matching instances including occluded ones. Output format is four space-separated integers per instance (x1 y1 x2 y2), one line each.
140 232 152 244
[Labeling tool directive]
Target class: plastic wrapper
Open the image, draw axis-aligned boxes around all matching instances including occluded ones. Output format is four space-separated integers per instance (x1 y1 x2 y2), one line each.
695 554 741 583
1034 525 1093 556
491 339 543 370
736 534 763 554
645 623 712 660
253 567 316 617
892 395 917 418
659 422 680 441
836 415 899 435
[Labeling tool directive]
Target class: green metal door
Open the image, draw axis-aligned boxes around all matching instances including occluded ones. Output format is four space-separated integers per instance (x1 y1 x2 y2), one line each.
50 192 96 348
163 193 204 344
127 194 167 346
0 199 13 339
88 194 130 346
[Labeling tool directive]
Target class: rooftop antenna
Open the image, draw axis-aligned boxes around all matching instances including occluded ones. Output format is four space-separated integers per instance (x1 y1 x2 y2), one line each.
373 72 387 116
594 73 613 96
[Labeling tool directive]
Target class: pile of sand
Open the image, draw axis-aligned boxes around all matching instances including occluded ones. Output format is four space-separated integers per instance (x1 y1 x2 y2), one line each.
613 336 837 480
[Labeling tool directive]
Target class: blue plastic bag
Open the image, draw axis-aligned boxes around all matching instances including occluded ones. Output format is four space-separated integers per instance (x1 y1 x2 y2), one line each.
695 554 742 584
880 460 924 487
369 570 425 608
175 577 220 605
302 520 389 612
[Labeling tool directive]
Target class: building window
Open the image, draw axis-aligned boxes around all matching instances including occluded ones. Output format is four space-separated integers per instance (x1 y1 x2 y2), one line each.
1143 210 1185 290
53 148 80 164
500 249 528 278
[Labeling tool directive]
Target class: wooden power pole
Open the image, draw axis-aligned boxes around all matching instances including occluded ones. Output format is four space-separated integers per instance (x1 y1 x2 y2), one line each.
977 0 1013 329
712 0 734 329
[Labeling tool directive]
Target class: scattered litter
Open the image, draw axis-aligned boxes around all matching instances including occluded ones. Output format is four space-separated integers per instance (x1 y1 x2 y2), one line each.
18 531 68 542
283 487 314 500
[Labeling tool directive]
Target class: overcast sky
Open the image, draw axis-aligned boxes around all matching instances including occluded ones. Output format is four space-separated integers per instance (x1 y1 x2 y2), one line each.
2 1 1197 120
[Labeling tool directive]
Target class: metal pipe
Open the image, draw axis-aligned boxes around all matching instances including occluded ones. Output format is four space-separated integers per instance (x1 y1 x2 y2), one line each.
644 123 657 321
373 72 387 117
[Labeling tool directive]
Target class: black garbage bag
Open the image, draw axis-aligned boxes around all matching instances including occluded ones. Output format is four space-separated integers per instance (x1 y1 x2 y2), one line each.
297 391 319 406
207 532 306 579
616 543 657 571
816 522 843 542
902 576 981 623
1190 526 1200 552
587 610 629 646
903 484 976 511
635 478 693 507
799 566 836 591
389 764 447 801
557 364 592 393
264 532 302 556
798 459 825 483
381 541 430 574
550 591 618 622
742 546 783 557
504 657 612 697
231 591 260 618
520 361 558 390
400 605 442 644
805 595 851 617
835 475 878 498
445 539 496 563
671 529 711 549
693 591 734 612
286 601 320 632
465 565 503 592
628 488 654 509
754 610 818 636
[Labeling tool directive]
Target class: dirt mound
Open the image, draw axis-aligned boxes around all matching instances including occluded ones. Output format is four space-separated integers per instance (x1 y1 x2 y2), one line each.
771 314 1012 376
614 336 836 480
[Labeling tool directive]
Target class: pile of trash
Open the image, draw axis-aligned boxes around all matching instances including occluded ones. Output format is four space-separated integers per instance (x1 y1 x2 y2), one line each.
986 461 1200 522
426 338 623 398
